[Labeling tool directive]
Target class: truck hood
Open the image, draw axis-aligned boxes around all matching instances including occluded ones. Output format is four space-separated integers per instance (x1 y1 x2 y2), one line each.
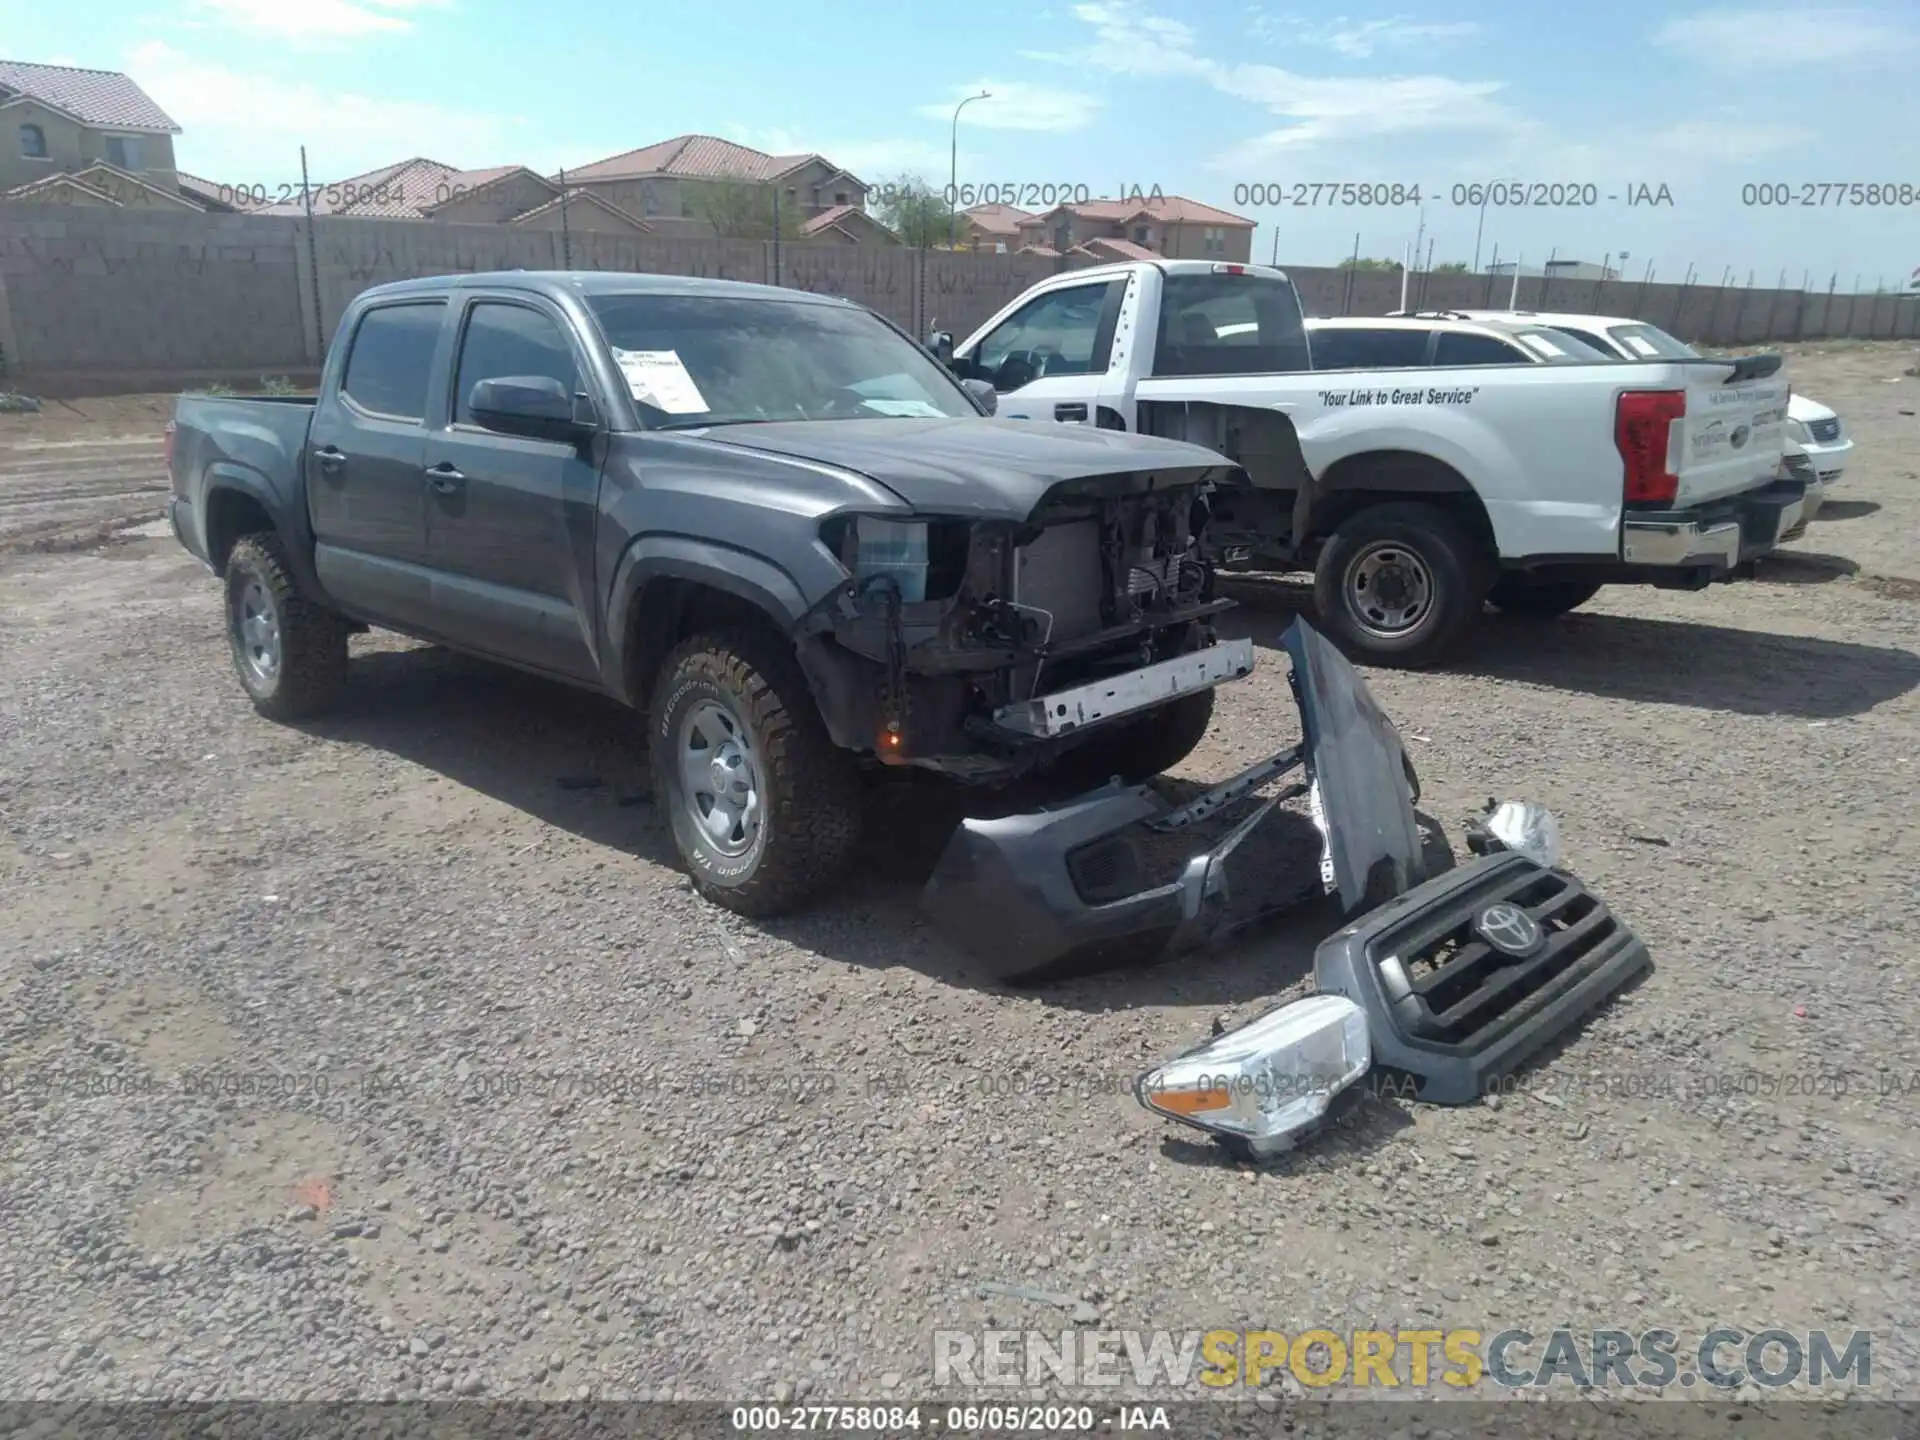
695 417 1235 522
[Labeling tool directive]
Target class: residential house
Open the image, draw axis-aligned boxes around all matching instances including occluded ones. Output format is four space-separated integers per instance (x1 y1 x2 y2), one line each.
1 59 183 199
984 195 1256 264
557 134 875 239
953 202 1035 252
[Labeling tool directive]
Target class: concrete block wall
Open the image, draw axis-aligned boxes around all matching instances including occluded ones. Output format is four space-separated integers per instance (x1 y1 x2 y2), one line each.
0 205 1913 395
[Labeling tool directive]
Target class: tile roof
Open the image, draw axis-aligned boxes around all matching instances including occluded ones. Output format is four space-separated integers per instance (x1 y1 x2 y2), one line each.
562 134 858 185
3 172 121 203
961 202 1037 235
420 165 559 214
799 203 859 235
1082 236 1161 262
1018 194 1256 228
174 171 244 211
506 188 653 232
0 59 180 132
66 160 204 210
250 157 464 218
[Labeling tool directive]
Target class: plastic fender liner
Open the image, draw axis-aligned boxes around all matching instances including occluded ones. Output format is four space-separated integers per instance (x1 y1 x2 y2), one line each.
1313 851 1652 1105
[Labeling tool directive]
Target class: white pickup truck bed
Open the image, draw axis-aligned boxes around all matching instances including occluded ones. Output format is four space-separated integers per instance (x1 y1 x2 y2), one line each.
941 259 1805 665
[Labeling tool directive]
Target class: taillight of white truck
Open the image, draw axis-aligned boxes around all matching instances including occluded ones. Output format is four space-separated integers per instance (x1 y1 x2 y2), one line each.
1614 390 1684 506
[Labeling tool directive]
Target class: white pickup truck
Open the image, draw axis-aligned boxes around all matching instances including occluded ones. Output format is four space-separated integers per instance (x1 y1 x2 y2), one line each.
933 260 1804 666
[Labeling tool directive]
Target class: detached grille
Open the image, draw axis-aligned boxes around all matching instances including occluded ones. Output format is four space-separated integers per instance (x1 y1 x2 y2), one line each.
1315 851 1652 1103
1807 417 1841 443
1380 866 1620 1049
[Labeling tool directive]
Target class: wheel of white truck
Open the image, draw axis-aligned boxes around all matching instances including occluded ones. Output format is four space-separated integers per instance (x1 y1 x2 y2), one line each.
223 532 349 720
649 627 864 917
1313 502 1488 669
1486 577 1602 618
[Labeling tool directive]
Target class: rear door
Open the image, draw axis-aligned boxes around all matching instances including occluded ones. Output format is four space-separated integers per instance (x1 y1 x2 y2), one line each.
1672 364 1792 506
954 275 1130 426
307 298 444 622
421 292 603 681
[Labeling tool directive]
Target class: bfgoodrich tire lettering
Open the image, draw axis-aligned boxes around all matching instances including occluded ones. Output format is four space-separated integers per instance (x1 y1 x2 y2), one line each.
1313 502 1489 668
649 627 863 917
223 531 348 720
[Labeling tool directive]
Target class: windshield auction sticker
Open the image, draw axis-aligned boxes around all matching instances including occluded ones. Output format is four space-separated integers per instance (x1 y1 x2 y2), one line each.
612 347 709 414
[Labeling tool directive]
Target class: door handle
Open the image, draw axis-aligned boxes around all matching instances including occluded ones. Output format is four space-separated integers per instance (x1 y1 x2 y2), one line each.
314 446 346 475
1054 403 1089 422
424 463 466 495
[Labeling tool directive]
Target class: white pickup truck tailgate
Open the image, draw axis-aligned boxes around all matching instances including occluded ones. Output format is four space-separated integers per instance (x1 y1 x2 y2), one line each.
1672 364 1790 507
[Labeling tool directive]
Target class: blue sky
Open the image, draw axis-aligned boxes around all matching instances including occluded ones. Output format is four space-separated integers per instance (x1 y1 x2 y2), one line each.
14 0 1919 285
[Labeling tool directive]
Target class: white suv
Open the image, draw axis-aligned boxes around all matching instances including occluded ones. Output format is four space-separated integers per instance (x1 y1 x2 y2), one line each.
1304 314 1616 369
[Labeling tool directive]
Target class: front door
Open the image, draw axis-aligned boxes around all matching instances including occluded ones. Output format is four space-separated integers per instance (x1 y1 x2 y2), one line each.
421 294 602 681
306 298 444 624
954 276 1130 428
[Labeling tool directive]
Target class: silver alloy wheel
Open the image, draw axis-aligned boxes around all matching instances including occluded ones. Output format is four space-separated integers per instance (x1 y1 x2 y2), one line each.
236 576 282 685
1344 541 1435 639
678 698 764 859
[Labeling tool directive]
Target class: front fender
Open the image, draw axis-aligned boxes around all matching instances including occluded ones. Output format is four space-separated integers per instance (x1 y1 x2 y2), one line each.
601 534 814 703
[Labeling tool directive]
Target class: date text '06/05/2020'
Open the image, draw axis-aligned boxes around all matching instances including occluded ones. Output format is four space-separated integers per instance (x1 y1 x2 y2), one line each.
1231 182 1676 208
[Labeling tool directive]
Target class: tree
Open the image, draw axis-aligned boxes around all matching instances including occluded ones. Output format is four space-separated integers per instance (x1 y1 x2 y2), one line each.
1434 261 1469 273
685 177 803 241
1337 257 1404 272
870 174 956 248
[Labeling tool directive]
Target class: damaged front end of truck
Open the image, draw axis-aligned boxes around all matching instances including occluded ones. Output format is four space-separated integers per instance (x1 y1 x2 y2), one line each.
774 424 1254 782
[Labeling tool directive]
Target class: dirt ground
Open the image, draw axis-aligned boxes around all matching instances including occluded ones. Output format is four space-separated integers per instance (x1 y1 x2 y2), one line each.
1 344 1917 1412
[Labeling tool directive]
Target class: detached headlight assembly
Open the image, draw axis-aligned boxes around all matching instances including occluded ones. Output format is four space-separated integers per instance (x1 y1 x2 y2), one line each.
1135 994 1371 1158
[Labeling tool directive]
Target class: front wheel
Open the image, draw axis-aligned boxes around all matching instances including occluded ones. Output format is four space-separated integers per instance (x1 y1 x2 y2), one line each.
1312 502 1489 668
649 628 864 917
1486 577 1602 618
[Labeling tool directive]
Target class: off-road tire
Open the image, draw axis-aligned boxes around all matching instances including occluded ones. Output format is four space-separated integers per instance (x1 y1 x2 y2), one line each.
1313 502 1490 668
648 627 863 917
1051 688 1216 788
223 531 349 721
1486 576 1602 618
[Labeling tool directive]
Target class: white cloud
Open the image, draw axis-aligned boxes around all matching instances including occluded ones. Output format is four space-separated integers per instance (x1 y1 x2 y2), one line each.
913 81 1102 131
189 0 450 42
127 40 521 179
1251 12 1482 58
1651 7 1916 68
719 125 957 184
1043 2 1509 157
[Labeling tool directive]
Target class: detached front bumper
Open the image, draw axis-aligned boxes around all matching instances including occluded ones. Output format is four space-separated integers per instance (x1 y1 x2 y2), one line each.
1620 478 1806 572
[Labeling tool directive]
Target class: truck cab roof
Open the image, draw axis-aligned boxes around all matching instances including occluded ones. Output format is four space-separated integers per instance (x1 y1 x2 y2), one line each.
360 270 859 307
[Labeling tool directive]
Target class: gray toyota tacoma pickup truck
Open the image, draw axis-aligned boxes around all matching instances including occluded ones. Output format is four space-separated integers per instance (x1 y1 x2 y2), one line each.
166 271 1255 916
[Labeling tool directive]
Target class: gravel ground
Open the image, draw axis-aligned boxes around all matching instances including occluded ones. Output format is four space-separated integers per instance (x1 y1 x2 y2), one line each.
2 344 1917 1413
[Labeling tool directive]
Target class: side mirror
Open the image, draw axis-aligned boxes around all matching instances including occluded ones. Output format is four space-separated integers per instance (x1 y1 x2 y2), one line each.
468 375 590 443
927 330 955 366
961 377 997 415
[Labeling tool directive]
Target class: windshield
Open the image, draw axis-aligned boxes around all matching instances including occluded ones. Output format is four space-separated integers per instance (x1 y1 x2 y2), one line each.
584 293 978 427
1605 322 1701 360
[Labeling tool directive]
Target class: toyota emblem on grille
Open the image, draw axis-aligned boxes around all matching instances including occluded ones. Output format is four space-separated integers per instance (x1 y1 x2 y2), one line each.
1475 901 1543 957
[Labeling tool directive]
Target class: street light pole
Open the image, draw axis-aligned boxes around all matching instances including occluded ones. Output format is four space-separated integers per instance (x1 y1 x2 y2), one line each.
948 90 990 249
1472 183 1489 274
